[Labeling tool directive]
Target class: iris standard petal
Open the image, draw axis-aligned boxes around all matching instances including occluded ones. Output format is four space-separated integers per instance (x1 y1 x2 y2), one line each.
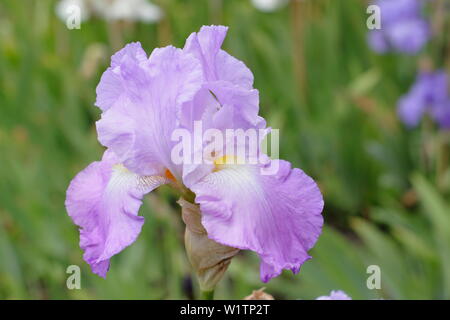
96 45 203 178
190 160 324 282
207 81 266 130
65 150 167 277
95 42 148 112
181 81 267 187
184 25 254 89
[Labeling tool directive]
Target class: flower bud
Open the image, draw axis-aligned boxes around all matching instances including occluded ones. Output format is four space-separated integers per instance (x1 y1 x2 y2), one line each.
178 198 239 292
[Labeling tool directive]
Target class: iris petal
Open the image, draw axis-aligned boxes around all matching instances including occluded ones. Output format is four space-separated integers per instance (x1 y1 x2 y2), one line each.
184 25 254 89
190 160 324 282
95 45 204 178
95 42 148 112
65 150 167 277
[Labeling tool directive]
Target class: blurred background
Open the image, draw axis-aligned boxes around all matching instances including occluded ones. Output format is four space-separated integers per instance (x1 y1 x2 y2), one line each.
1 0 450 299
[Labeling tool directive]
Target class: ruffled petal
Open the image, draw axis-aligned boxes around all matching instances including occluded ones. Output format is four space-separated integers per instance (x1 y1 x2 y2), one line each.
65 150 167 277
178 80 265 141
181 81 268 187
96 45 204 178
184 25 254 89
179 26 266 185
190 160 324 282
207 81 266 130
95 42 148 112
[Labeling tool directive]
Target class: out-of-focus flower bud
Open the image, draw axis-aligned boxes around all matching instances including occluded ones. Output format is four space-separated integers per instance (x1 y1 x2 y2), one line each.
80 43 107 79
244 288 275 300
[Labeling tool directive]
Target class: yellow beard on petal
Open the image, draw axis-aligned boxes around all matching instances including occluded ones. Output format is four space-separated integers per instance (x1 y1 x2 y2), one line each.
213 155 239 171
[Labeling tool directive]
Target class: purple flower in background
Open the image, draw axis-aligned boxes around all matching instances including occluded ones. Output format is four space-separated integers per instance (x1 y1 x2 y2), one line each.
368 0 430 54
316 290 352 300
398 71 450 129
65 26 324 282
432 100 450 128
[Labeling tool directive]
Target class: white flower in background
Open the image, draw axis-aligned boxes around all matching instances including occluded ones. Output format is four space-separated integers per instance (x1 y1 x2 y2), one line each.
56 0 163 23
56 0 90 22
91 0 163 22
251 0 289 12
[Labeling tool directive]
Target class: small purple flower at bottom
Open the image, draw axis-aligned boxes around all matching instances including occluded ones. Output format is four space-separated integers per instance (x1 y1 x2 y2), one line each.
316 290 352 300
397 71 450 129
367 0 430 54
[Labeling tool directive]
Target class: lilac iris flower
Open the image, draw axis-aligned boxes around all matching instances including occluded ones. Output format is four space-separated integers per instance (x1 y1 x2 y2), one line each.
65 25 324 282
398 71 450 129
316 290 352 300
368 0 430 54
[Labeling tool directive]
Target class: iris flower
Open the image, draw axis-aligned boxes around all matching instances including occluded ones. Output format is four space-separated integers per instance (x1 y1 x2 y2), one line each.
398 71 450 129
368 0 430 54
65 26 324 283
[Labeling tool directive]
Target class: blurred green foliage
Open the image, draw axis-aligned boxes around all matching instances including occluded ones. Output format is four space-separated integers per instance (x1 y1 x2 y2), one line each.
0 0 449 299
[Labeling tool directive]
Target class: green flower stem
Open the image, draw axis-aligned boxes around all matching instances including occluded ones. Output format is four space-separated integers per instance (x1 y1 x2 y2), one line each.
200 290 214 300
